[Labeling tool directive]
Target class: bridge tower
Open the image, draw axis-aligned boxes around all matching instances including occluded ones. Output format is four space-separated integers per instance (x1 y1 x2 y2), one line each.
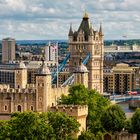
74 58 89 88
68 12 104 94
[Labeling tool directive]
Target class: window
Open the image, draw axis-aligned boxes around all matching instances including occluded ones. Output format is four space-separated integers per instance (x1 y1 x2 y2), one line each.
30 106 34 111
4 105 8 111
17 105 22 112
39 97 42 102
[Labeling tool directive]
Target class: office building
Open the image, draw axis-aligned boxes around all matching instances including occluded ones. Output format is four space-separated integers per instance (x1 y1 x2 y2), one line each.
2 38 16 63
103 63 139 94
45 43 57 62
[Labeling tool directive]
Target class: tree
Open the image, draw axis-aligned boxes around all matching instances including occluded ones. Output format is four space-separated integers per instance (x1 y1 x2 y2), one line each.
78 131 103 140
101 105 126 134
0 111 80 140
9 111 54 140
47 112 80 140
131 108 140 139
59 84 110 134
87 89 110 134
0 120 12 139
78 131 95 140
59 84 89 105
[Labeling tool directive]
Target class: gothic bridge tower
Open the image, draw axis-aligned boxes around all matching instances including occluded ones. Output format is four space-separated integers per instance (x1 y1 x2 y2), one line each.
68 12 104 94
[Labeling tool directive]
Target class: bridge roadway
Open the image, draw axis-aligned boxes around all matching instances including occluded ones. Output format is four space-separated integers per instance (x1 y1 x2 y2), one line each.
110 95 140 103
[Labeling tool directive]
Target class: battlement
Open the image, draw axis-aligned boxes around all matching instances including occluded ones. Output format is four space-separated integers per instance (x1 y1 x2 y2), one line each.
52 86 69 97
50 105 88 117
0 87 36 94
0 84 10 89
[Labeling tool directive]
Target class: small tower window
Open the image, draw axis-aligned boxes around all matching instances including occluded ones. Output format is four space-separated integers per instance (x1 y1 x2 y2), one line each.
39 97 42 102
4 105 8 111
17 105 22 112
30 106 34 111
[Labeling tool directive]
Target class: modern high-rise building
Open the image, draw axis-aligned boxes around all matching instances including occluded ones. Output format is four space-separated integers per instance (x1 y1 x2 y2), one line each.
45 43 57 62
2 38 16 63
68 12 104 94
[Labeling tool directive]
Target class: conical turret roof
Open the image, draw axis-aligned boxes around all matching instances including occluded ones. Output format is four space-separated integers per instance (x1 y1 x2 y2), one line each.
39 62 51 75
68 23 73 36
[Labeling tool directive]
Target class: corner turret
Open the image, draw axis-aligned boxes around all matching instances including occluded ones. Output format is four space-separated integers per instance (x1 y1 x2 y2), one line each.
68 23 73 36
74 58 88 88
99 22 103 36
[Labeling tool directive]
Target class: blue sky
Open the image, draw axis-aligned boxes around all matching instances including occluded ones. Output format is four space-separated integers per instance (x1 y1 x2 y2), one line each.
0 0 140 40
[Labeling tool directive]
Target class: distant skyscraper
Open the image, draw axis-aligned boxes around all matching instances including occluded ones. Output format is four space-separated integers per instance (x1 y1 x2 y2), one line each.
45 43 57 62
2 38 16 63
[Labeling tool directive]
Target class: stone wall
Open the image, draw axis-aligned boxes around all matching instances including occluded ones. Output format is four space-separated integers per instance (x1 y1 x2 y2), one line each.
104 132 137 140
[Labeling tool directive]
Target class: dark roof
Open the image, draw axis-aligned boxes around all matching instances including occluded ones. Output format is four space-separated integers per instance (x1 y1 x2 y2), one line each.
78 16 91 36
68 24 73 36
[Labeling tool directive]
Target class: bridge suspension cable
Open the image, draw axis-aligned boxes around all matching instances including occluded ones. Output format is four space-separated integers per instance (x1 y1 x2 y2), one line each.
52 53 70 83
61 53 90 87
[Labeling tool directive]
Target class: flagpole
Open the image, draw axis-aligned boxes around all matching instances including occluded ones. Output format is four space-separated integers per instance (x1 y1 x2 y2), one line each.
56 42 59 88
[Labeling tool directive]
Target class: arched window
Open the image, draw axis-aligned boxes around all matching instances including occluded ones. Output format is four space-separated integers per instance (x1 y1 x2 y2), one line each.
30 106 34 111
17 105 22 112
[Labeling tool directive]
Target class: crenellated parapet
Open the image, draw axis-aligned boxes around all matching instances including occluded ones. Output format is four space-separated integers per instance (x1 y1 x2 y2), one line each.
50 105 88 117
0 88 36 94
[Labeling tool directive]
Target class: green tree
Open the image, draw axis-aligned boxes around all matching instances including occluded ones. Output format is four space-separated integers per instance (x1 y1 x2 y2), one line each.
131 108 140 139
0 111 80 140
47 112 80 140
0 120 12 140
101 105 126 134
59 84 89 105
78 131 95 140
87 90 110 134
9 111 54 140
59 84 110 134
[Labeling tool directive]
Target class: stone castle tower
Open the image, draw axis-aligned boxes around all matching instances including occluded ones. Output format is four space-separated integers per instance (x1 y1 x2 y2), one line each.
35 62 52 112
15 61 27 89
68 12 104 94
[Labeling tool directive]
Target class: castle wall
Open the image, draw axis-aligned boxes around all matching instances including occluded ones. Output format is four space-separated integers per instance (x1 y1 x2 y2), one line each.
0 88 36 114
51 87 69 106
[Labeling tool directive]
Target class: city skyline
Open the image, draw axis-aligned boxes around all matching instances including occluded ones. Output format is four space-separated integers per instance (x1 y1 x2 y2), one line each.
0 0 140 40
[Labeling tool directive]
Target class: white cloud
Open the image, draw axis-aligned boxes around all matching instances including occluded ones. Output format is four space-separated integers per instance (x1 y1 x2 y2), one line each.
0 0 139 40
5 0 26 11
